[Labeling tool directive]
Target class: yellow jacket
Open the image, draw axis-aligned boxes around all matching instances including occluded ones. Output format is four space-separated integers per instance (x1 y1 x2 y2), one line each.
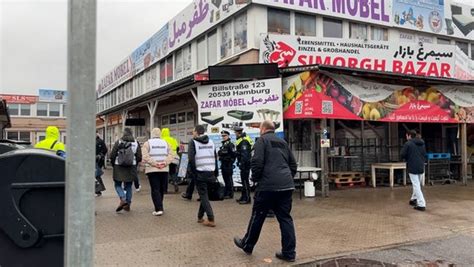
35 126 66 152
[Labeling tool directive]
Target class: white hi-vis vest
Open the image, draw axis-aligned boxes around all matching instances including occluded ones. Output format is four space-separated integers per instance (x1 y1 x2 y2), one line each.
193 140 216 172
148 138 168 162
115 140 139 165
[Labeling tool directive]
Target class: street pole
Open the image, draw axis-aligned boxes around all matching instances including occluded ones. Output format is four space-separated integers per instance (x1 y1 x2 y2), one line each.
66 0 96 266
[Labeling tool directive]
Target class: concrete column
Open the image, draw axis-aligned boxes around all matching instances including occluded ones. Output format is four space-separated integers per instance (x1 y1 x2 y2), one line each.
320 119 329 197
461 123 468 185
147 100 158 133
121 110 128 129
65 0 96 266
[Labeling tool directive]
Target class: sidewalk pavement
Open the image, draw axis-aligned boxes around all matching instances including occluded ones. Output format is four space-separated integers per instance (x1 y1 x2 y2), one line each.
95 170 474 266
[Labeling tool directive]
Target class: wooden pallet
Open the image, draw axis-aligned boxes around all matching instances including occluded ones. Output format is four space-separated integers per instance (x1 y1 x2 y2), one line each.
329 172 364 179
335 181 366 189
332 176 365 184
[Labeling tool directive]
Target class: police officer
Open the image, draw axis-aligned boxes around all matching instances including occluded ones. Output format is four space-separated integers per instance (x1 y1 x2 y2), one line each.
218 130 236 199
234 126 253 204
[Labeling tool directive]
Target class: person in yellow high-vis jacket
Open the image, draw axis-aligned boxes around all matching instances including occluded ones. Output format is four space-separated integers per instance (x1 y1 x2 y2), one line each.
35 126 66 152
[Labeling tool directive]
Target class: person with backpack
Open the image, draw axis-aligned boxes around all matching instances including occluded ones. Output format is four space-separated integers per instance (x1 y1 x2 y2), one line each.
110 128 142 212
142 128 173 216
188 125 219 227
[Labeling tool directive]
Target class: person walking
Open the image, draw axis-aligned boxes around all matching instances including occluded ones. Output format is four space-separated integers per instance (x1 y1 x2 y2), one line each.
401 129 427 211
142 128 173 216
35 126 66 153
234 126 253 204
95 132 108 197
218 130 236 199
188 125 218 227
110 128 142 212
234 120 298 262
161 128 180 193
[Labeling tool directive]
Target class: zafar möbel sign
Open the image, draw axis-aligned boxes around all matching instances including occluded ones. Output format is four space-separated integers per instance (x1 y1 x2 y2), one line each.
261 35 456 78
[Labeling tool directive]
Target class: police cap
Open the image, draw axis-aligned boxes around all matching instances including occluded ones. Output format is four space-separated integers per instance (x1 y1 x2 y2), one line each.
233 126 243 132
221 130 230 136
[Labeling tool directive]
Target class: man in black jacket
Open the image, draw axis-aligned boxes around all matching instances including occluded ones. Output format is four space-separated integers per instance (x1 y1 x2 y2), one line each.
234 126 253 204
401 129 427 211
188 125 219 227
218 130 236 199
234 120 298 262
95 132 108 196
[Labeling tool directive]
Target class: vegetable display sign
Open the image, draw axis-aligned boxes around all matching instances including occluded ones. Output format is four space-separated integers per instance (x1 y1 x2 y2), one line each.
283 70 474 123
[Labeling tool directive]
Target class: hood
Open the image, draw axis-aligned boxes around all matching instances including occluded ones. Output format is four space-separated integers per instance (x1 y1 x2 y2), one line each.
151 128 161 138
45 126 60 140
411 137 425 146
161 128 170 138
194 135 209 144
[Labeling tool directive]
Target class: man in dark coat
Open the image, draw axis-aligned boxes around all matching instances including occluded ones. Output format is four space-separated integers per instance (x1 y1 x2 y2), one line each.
95 132 108 196
401 129 427 211
218 130 236 199
234 120 298 262
234 126 253 204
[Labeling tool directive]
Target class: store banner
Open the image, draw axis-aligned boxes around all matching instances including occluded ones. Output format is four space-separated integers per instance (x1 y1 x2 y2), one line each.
0 94 37 104
167 0 250 53
454 46 474 81
97 57 132 97
282 70 474 123
392 0 444 34
252 0 392 25
260 34 457 78
38 89 67 103
197 78 284 185
131 25 169 75
444 1 474 41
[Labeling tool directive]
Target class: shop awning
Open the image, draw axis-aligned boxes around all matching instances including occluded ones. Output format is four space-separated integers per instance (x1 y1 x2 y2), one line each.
281 65 474 123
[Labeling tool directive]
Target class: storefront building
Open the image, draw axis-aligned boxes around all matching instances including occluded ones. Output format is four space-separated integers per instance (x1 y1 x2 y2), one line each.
1 89 68 145
96 0 474 185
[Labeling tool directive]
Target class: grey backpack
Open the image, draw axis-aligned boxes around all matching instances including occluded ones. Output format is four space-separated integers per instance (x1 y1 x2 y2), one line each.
116 141 134 166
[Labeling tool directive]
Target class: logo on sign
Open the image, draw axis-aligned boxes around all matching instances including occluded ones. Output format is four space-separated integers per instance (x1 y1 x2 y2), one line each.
429 11 442 33
262 36 296 68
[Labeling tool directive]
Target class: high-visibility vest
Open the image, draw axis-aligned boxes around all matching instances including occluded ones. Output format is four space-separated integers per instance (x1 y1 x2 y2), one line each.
148 138 168 162
115 140 139 165
193 140 216 172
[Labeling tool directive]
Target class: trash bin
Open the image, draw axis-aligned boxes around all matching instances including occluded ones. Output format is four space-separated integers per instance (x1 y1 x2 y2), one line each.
0 148 65 267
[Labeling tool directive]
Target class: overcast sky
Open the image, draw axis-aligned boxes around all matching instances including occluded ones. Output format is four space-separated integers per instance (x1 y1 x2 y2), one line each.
0 0 189 95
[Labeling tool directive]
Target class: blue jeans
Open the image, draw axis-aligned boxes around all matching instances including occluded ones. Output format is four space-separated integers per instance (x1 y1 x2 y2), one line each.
114 180 133 204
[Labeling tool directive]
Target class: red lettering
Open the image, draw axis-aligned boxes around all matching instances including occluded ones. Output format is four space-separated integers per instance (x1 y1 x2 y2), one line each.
360 58 372 69
440 63 451 78
416 62 427 76
315 56 332 65
392 60 403 73
404 61 415 75
373 59 386 71
426 63 439 77
348 57 358 68
298 55 308 65
333 56 346 66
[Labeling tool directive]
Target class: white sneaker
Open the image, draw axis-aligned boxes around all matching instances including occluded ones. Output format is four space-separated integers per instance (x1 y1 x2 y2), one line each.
152 211 163 216
136 185 141 192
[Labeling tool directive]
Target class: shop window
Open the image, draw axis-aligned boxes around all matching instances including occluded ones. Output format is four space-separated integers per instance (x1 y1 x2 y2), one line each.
37 103 48 116
295 13 316 36
159 61 166 85
166 56 174 83
49 103 60 117
7 104 19 116
349 22 367 40
456 41 469 56
183 45 192 75
221 21 232 59
268 8 290 34
170 114 177 124
207 30 217 65
186 112 194 122
197 36 206 70
371 26 388 41
175 49 183 79
162 115 169 126
323 18 342 38
7 132 18 140
19 132 30 142
178 112 186 123
437 38 451 45
20 104 31 116
234 12 247 53
471 44 473 60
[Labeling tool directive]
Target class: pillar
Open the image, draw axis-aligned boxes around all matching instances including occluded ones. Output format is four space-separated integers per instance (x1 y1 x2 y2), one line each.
461 123 468 185
147 100 158 134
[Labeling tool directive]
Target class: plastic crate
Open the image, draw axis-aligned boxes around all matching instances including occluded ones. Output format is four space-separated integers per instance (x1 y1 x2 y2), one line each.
427 153 451 160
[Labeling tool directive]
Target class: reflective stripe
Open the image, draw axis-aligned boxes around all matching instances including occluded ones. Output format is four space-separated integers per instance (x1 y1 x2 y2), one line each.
194 140 216 172
148 138 168 162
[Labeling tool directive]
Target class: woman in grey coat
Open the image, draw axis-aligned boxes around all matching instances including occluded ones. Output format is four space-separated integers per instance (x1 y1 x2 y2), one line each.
110 128 142 212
